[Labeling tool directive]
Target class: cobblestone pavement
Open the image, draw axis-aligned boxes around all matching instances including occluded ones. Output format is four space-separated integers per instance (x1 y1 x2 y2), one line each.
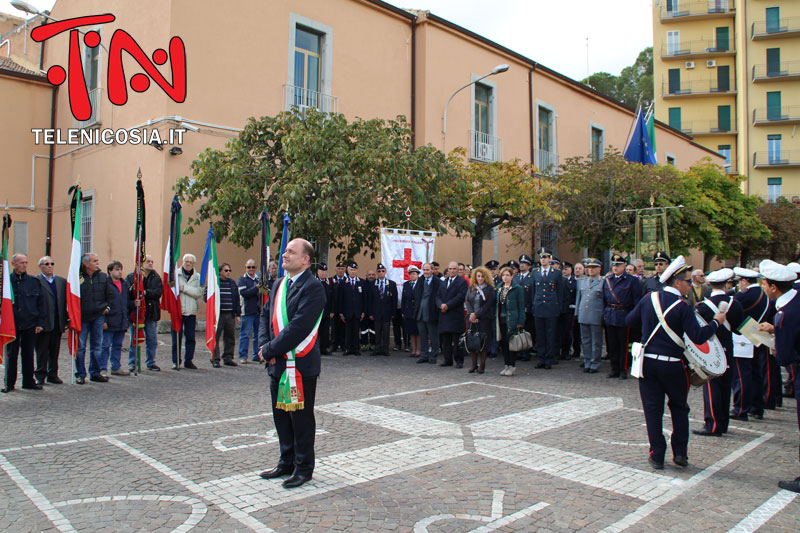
1 334 799 532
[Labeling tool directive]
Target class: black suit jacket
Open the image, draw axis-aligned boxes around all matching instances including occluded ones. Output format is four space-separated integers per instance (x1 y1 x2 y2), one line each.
259 269 326 379
414 275 441 323
436 275 468 333
37 274 67 332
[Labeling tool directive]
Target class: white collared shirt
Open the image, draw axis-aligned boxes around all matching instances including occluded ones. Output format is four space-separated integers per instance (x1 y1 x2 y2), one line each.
664 286 682 297
776 289 797 311
711 289 726 297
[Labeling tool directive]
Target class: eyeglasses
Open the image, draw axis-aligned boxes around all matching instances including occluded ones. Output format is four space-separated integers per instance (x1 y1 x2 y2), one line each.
246 266 256 269
541 254 552 259
222 269 231 272
377 269 386 272
41 262 54 266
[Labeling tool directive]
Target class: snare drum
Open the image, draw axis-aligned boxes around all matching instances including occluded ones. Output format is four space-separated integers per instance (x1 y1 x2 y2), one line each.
683 313 727 387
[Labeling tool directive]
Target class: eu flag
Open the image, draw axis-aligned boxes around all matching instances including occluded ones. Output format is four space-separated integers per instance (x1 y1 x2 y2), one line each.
623 107 657 165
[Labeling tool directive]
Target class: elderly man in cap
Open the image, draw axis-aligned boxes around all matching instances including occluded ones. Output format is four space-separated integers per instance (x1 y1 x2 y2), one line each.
687 269 711 307
626 256 727 469
337 261 366 356
643 252 670 295
514 254 536 361
730 266 774 421
603 253 643 379
693 268 744 436
756 260 800 493
317 263 334 355
575 257 604 373
531 247 564 369
368 263 397 356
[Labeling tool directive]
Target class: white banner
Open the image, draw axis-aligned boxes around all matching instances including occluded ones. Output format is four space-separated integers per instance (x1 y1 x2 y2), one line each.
380 228 436 304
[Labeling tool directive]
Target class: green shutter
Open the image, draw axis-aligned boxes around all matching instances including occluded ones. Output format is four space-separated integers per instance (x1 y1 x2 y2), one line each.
767 92 782 120
669 107 681 129
717 105 731 132
715 27 729 51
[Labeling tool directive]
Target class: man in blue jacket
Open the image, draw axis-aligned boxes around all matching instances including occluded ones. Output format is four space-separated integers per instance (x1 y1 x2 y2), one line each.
78 253 112 384
368 263 397 356
532 248 564 369
337 262 366 356
436 261 468 367
604 254 643 379
237 259 261 364
257 238 325 489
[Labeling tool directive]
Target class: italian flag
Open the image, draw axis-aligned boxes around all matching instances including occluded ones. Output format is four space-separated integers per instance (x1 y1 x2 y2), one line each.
66 188 83 356
201 225 220 352
0 214 15 357
161 196 182 333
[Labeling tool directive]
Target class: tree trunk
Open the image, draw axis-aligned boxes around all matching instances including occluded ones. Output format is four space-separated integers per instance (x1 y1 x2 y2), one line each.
702 253 712 272
739 247 750 267
471 232 483 268
317 237 330 268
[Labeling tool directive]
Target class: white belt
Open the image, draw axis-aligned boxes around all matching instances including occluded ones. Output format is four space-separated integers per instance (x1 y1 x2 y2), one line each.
644 353 681 362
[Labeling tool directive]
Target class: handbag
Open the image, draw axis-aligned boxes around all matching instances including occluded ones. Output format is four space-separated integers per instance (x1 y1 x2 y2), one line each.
508 327 533 352
461 323 486 355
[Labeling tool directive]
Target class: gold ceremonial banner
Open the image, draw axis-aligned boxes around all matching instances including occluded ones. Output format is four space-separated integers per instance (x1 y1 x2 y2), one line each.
635 209 669 271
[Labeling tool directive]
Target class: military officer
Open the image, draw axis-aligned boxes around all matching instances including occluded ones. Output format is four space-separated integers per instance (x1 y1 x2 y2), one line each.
514 254 535 361
486 260 501 287
575 257 604 373
694 268 744 436
603 253 643 379
337 261 366 356
558 261 578 360
508 259 520 277
367 263 397 356
642 251 670 295
329 262 347 352
531 247 563 369
317 263 334 355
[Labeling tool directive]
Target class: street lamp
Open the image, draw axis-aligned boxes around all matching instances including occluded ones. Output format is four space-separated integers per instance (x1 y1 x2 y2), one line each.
10 0 47 18
442 63 509 149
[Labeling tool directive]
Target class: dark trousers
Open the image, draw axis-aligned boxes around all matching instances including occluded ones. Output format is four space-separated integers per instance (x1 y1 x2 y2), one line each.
785 363 798 397
171 315 196 364
343 316 361 354
441 332 461 365
572 321 582 358
34 328 62 382
333 317 345 351
374 319 391 355
5 328 37 389
702 355 733 434
534 316 558 365
270 374 317 476
519 312 535 360
212 311 236 362
761 350 782 409
731 356 755 417
558 312 575 358
639 358 690 462
500 318 515 367
319 315 330 354
392 309 405 349
606 325 630 375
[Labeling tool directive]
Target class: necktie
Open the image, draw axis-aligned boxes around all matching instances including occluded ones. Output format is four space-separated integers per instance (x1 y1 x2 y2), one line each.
351 278 355 287
380 280 385 296
411 282 415 291
288 278 293 290
427 278 431 286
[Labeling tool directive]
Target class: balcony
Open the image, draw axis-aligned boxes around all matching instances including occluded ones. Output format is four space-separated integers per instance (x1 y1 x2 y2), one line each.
660 1 734 22
752 61 800 82
676 120 736 136
468 130 503 163
283 84 338 116
753 106 800 126
660 39 735 60
75 87 102 129
536 148 560 174
753 151 800 168
752 16 800 40
661 77 736 98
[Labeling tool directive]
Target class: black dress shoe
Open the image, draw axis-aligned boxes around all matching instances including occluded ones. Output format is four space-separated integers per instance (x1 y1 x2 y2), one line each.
751 413 764 420
282 474 312 489
534 362 546 369
148 365 161 371
729 413 748 421
673 455 689 467
619 372 628 380
76 377 86 385
22 383 43 390
455 362 463 369
259 466 293 479
587 368 598 374
439 362 453 367
778 476 800 493
544 364 552 369
607 372 620 378
583 367 590 373
416 357 429 364
46 376 63 384
211 360 221 368
223 360 238 367
648 456 664 470
1 386 14 393
184 361 198 369
692 428 722 437
89 375 109 383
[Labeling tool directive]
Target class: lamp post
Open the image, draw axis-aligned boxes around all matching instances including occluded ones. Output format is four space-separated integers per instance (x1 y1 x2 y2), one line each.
441 63 509 151
10 0 110 53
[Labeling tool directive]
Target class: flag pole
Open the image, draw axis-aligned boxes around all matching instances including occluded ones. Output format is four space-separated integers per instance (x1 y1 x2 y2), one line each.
134 223 142 376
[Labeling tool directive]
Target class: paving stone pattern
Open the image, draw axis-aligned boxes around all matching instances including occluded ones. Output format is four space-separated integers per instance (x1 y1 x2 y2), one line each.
0 334 798 531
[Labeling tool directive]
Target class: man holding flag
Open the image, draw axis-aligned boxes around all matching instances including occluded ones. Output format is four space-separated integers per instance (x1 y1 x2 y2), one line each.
257 238 325 489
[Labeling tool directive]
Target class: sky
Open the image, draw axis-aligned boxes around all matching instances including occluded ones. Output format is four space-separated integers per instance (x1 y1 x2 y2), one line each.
1 0 654 82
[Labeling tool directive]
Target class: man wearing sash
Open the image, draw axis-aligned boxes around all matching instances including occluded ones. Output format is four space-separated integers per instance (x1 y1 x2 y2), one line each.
625 256 725 470
757 260 800 493
603 254 642 379
257 239 325 489
693 268 744 436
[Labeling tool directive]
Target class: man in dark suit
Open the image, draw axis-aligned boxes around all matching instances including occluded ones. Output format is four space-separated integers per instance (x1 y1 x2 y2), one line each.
257 238 326 489
415 262 441 364
532 247 564 369
34 256 67 385
603 253 643 379
316 263 333 355
337 261 366 356
436 261 468 367
368 263 397 356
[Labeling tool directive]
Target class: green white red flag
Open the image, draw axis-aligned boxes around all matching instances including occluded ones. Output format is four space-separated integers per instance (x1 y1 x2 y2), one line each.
66 186 82 357
200 224 220 352
0 213 16 358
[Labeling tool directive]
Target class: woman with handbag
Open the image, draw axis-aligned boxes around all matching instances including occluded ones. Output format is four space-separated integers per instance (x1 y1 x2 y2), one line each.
402 265 422 357
496 266 526 376
465 266 496 373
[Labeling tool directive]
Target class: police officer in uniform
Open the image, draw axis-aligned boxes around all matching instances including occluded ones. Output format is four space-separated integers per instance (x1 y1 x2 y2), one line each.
558 261 578 360
514 254 535 361
693 268 744 436
642 251 670 295
337 261 366 356
486 260 501 287
626 255 726 469
603 254 643 379
368 263 397 356
531 248 563 369
330 262 347 352
317 263 333 355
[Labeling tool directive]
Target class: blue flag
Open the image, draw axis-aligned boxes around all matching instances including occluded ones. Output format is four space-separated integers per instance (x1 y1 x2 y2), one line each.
200 223 215 286
623 107 657 165
277 213 291 278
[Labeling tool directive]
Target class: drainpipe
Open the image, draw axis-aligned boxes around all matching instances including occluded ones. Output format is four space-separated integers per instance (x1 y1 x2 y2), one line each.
410 17 416 148
45 85 57 255
528 64 536 166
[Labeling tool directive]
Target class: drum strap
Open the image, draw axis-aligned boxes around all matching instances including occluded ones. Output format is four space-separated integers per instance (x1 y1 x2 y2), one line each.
652 292 685 349
645 293 682 349
702 298 731 330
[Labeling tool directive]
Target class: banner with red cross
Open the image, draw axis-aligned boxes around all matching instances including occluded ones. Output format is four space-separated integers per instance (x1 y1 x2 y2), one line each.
380 228 436 305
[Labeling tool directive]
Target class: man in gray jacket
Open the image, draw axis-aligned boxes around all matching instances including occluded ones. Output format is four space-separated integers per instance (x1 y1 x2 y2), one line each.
575 257 605 373
35 256 67 385
172 254 203 370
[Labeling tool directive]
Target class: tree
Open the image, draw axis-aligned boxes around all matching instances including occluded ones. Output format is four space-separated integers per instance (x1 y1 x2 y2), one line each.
447 148 564 266
740 198 800 264
175 110 462 263
582 47 653 109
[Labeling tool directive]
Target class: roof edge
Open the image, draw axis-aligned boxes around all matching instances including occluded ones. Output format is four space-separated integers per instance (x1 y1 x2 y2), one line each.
361 0 417 21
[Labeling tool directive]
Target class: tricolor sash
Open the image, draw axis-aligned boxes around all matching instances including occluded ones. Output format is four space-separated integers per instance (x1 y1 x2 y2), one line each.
272 276 323 411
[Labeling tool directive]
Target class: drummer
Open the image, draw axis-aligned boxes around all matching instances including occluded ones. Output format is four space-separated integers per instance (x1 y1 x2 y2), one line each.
756 260 800 493
693 268 744 437
625 255 726 470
